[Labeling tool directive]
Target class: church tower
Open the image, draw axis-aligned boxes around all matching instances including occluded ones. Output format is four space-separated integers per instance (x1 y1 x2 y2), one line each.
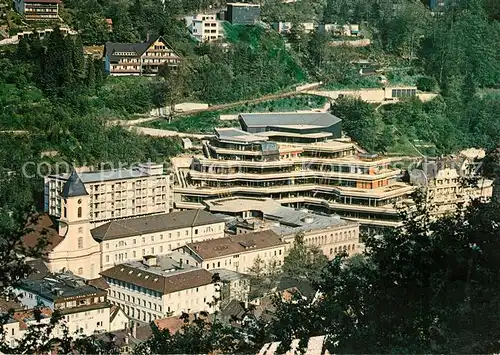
46 171 101 279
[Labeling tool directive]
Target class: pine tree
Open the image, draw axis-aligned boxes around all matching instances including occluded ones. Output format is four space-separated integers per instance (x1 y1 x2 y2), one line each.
85 56 96 91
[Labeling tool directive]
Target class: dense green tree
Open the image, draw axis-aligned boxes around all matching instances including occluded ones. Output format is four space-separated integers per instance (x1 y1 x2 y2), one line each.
331 96 382 152
282 233 328 285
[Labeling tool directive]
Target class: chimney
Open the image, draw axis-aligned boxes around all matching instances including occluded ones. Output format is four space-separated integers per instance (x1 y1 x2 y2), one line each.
146 32 150 42
143 255 157 267
124 336 129 345
132 322 137 338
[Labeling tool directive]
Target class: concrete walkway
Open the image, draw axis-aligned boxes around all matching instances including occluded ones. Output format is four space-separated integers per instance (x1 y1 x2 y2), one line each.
130 126 212 140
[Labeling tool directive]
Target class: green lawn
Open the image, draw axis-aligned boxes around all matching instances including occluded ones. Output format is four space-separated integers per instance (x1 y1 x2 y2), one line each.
141 95 328 133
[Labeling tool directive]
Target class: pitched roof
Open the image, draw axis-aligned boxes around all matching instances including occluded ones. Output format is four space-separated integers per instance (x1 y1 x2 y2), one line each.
61 171 88 198
26 259 50 280
100 264 214 295
87 277 110 290
104 36 180 62
91 210 224 241
110 305 127 323
22 214 64 253
239 112 341 129
185 230 285 260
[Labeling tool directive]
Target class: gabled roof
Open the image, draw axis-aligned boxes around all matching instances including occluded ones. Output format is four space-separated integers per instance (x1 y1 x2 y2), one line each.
91 210 224 241
61 171 88 198
104 36 180 62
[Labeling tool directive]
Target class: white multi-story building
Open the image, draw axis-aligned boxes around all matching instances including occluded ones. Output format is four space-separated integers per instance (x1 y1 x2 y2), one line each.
91 209 226 271
44 163 172 227
101 255 218 322
185 14 224 42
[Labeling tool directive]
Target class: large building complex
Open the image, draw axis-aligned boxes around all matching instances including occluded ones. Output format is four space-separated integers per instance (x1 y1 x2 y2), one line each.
103 36 181 76
14 0 60 21
172 113 415 228
45 163 172 226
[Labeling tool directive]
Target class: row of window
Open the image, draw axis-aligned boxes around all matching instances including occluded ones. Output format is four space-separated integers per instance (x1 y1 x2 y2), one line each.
330 244 357 255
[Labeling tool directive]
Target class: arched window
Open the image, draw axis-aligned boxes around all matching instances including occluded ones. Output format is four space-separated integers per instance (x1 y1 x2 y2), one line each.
78 237 83 249
334 247 337 253
329 248 333 255
347 245 351 251
77 267 83 275
63 207 67 218
77 207 82 218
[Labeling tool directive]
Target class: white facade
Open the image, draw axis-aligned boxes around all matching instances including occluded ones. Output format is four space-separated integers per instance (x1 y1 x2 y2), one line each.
44 163 171 227
106 280 217 322
110 306 130 331
47 188 101 279
98 218 225 271
186 14 223 42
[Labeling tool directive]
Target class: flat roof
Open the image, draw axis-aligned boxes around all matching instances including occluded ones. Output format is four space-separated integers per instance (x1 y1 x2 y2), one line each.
49 165 164 183
204 197 355 235
19 273 106 302
239 112 341 129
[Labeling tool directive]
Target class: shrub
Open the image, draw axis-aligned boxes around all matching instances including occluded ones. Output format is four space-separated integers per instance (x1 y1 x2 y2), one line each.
416 76 438 92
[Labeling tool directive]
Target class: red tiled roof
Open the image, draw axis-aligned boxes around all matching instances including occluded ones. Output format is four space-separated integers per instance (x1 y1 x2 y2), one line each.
13 308 53 330
22 214 64 254
186 230 286 260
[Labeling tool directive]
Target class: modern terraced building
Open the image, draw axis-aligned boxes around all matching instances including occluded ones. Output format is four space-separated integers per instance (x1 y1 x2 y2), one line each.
172 112 415 229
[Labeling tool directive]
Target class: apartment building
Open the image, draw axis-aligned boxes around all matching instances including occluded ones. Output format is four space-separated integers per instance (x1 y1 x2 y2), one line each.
185 14 224 42
205 197 361 258
177 230 288 273
104 36 181 76
91 209 225 271
45 163 171 226
172 115 415 229
13 273 111 336
14 0 60 21
101 256 217 322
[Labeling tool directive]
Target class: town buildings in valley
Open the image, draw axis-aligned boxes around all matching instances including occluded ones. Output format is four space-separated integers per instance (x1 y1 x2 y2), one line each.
185 13 224 42
103 36 181 76
13 0 60 21
12 273 122 338
205 197 361 258
101 255 218 322
30 164 226 279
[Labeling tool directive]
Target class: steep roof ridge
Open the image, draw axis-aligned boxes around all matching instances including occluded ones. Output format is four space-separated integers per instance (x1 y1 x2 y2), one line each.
192 209 201 227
